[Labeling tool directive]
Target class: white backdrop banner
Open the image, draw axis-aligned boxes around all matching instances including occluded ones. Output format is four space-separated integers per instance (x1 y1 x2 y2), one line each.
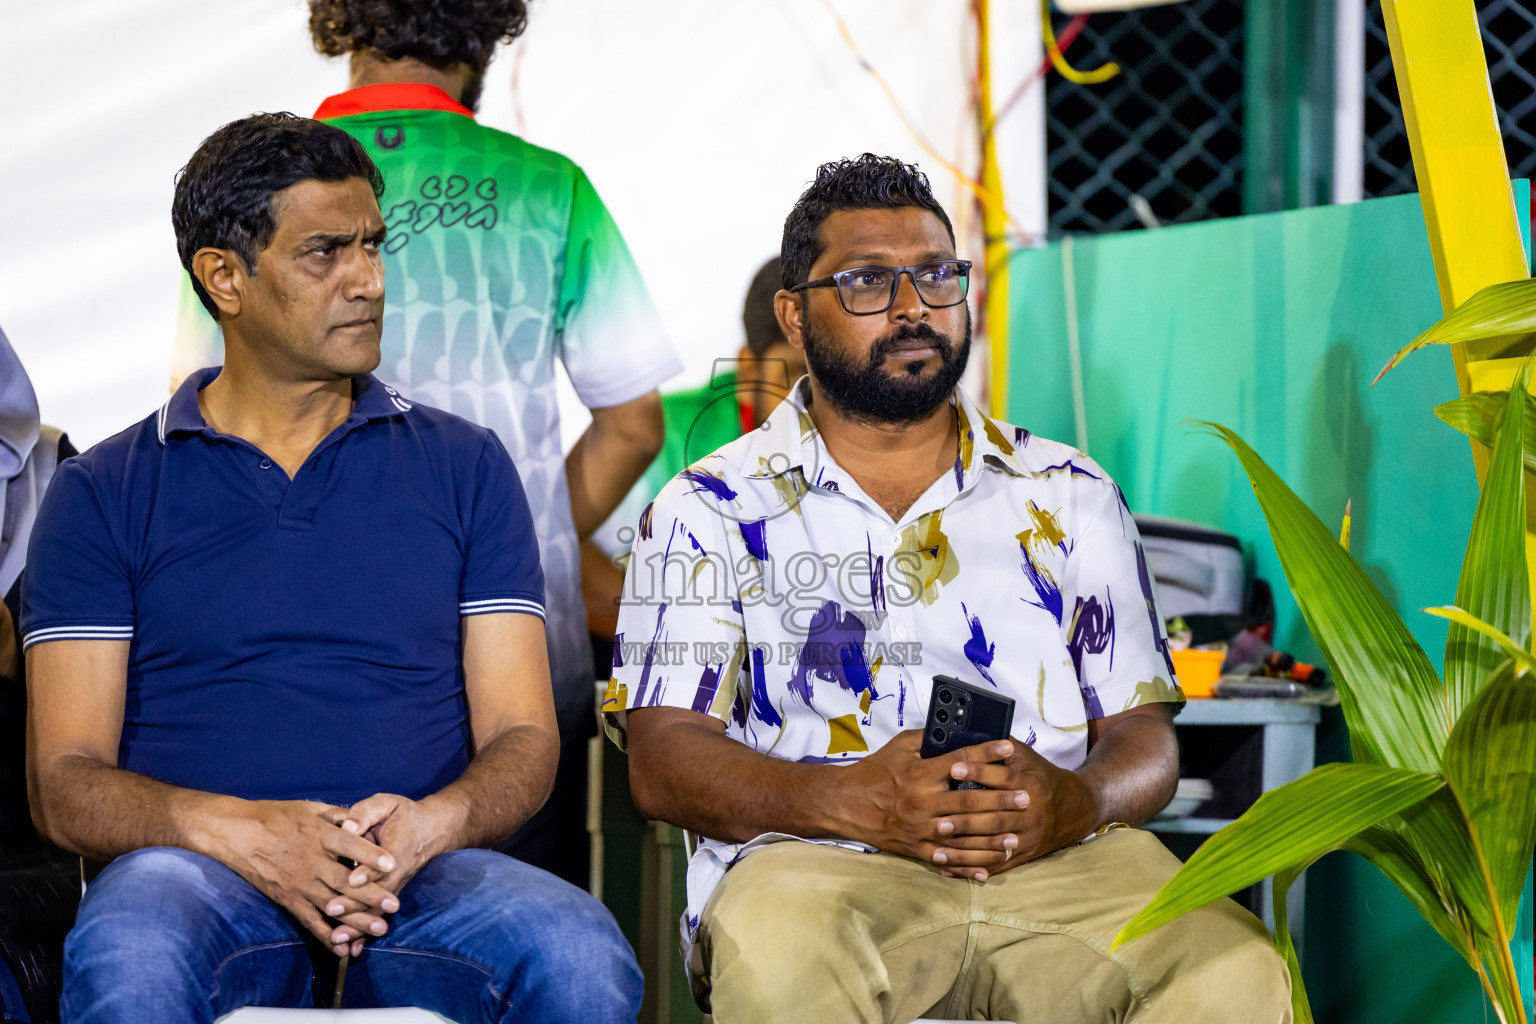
0 0 1044 448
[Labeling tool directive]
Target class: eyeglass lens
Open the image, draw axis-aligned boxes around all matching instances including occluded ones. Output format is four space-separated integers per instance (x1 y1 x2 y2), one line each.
837 262 969 314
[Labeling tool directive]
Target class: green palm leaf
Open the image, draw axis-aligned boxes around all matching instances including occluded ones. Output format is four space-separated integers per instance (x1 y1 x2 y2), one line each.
1392 785 1500 941
1342 823 1477 968
1434 390 1536 477
1475 927 1528 1023
1271 858 1321 1024
1443 661 1536 931
1197 423 1450 772
1114 763 1443 947
1441 361 1532 723
1427 607 1536 676
1374 278 1536 385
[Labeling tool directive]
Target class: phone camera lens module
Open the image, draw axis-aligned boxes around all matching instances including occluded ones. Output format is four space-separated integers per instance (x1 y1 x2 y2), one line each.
938 689 953 704
931 727 946 743
957 695 968 707
935 708 949 724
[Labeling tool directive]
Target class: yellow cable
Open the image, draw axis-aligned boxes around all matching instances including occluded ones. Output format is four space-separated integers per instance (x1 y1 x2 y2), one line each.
1041 0 1119 85
821 0 1028 241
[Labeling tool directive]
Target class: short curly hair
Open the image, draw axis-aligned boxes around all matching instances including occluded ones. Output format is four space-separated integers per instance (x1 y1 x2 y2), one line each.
172 113 385 320
780 154 955 291
309 0 530 71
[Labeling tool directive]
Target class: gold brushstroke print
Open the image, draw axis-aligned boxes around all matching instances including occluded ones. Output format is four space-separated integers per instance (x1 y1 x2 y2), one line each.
708 638 750 720
895 509 959 606
1015 502 1067 623
1125 676 1183 710
770 469 810 519
956 403 976 474
797 408 819 443
826 713 870 754
1019 501 1066 552
982 414 1015 456
1035 663 1087 733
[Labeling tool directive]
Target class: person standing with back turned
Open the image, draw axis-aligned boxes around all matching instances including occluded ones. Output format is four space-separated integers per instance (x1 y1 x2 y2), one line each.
172 1 680 886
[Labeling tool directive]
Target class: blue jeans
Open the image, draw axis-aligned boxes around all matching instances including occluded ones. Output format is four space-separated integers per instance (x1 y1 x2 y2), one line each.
60 847 642 1024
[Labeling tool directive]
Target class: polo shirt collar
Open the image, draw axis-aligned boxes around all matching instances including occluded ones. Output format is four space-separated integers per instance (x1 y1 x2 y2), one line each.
741 376 1029 490
158 368 411 445
313 83 474 121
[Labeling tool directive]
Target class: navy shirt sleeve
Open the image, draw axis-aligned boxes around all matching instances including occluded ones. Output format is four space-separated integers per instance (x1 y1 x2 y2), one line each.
458 431 546 620
20 459 135 649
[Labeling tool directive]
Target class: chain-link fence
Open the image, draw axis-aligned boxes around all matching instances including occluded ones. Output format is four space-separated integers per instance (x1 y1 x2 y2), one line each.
1364 0 1536 199
1047 0 1534 229
1482 0 1536 186
1045 0 1244 236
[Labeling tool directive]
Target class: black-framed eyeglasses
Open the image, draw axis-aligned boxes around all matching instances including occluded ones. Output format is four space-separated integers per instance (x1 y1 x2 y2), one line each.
790 259 973 316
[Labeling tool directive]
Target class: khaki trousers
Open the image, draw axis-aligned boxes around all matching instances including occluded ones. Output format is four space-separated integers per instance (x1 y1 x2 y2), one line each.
697 828 1291 1024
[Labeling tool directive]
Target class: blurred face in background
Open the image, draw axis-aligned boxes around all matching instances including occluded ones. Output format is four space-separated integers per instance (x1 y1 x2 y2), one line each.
736 339 808 428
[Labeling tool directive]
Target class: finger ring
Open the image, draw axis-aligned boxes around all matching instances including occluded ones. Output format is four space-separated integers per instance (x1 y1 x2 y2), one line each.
1003 847 1014 862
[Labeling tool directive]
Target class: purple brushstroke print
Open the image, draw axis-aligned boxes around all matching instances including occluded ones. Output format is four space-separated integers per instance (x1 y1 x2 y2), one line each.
691 663 720 714
631 603 668 708
788 600 875 709
961 602 997 685
750 644 782 727
1066 592 1116 678
1019 546 1064 624
741 519 769 561
1133 540 1179 680
681 467 738 502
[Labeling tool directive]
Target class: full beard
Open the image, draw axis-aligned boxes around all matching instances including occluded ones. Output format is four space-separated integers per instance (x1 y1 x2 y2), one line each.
800 312 971 426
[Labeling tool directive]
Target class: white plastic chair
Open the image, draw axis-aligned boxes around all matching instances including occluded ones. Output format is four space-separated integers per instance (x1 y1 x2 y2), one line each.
217 1009 452 1022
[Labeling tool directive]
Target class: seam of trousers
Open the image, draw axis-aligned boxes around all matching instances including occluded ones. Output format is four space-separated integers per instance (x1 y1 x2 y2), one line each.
941 882 987 1020
876 914 982 956
360 945 511 1016
965 914 1154 1010
207 940 307 1007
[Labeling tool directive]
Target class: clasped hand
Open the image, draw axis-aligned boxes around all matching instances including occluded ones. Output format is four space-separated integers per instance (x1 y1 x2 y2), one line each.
842 731 1099 880
218 792 449 958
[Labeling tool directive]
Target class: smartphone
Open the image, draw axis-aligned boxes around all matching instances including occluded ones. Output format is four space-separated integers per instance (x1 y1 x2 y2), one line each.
919 675 1016 789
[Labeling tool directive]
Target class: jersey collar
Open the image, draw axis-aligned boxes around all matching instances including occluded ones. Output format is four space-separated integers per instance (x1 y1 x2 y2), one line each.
313 83 473 121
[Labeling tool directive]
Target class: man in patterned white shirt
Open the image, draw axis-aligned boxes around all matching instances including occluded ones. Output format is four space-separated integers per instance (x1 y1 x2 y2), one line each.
604 155 1289 1022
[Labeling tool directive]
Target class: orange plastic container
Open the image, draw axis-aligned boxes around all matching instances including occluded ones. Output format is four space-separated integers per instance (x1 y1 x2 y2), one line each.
1171 648 1224 699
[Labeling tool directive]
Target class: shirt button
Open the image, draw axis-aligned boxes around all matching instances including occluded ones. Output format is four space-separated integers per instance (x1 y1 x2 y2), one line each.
895 625 909 638
259 459 272 470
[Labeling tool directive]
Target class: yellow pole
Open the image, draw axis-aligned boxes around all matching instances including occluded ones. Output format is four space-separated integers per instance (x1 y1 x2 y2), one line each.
976 0 1011 419
1384 4 1533 1018
1381 0 1528 399
1382 0 1532 496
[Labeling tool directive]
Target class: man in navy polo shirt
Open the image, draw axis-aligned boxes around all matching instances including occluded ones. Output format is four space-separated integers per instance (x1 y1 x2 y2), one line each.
21 113 640 1023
